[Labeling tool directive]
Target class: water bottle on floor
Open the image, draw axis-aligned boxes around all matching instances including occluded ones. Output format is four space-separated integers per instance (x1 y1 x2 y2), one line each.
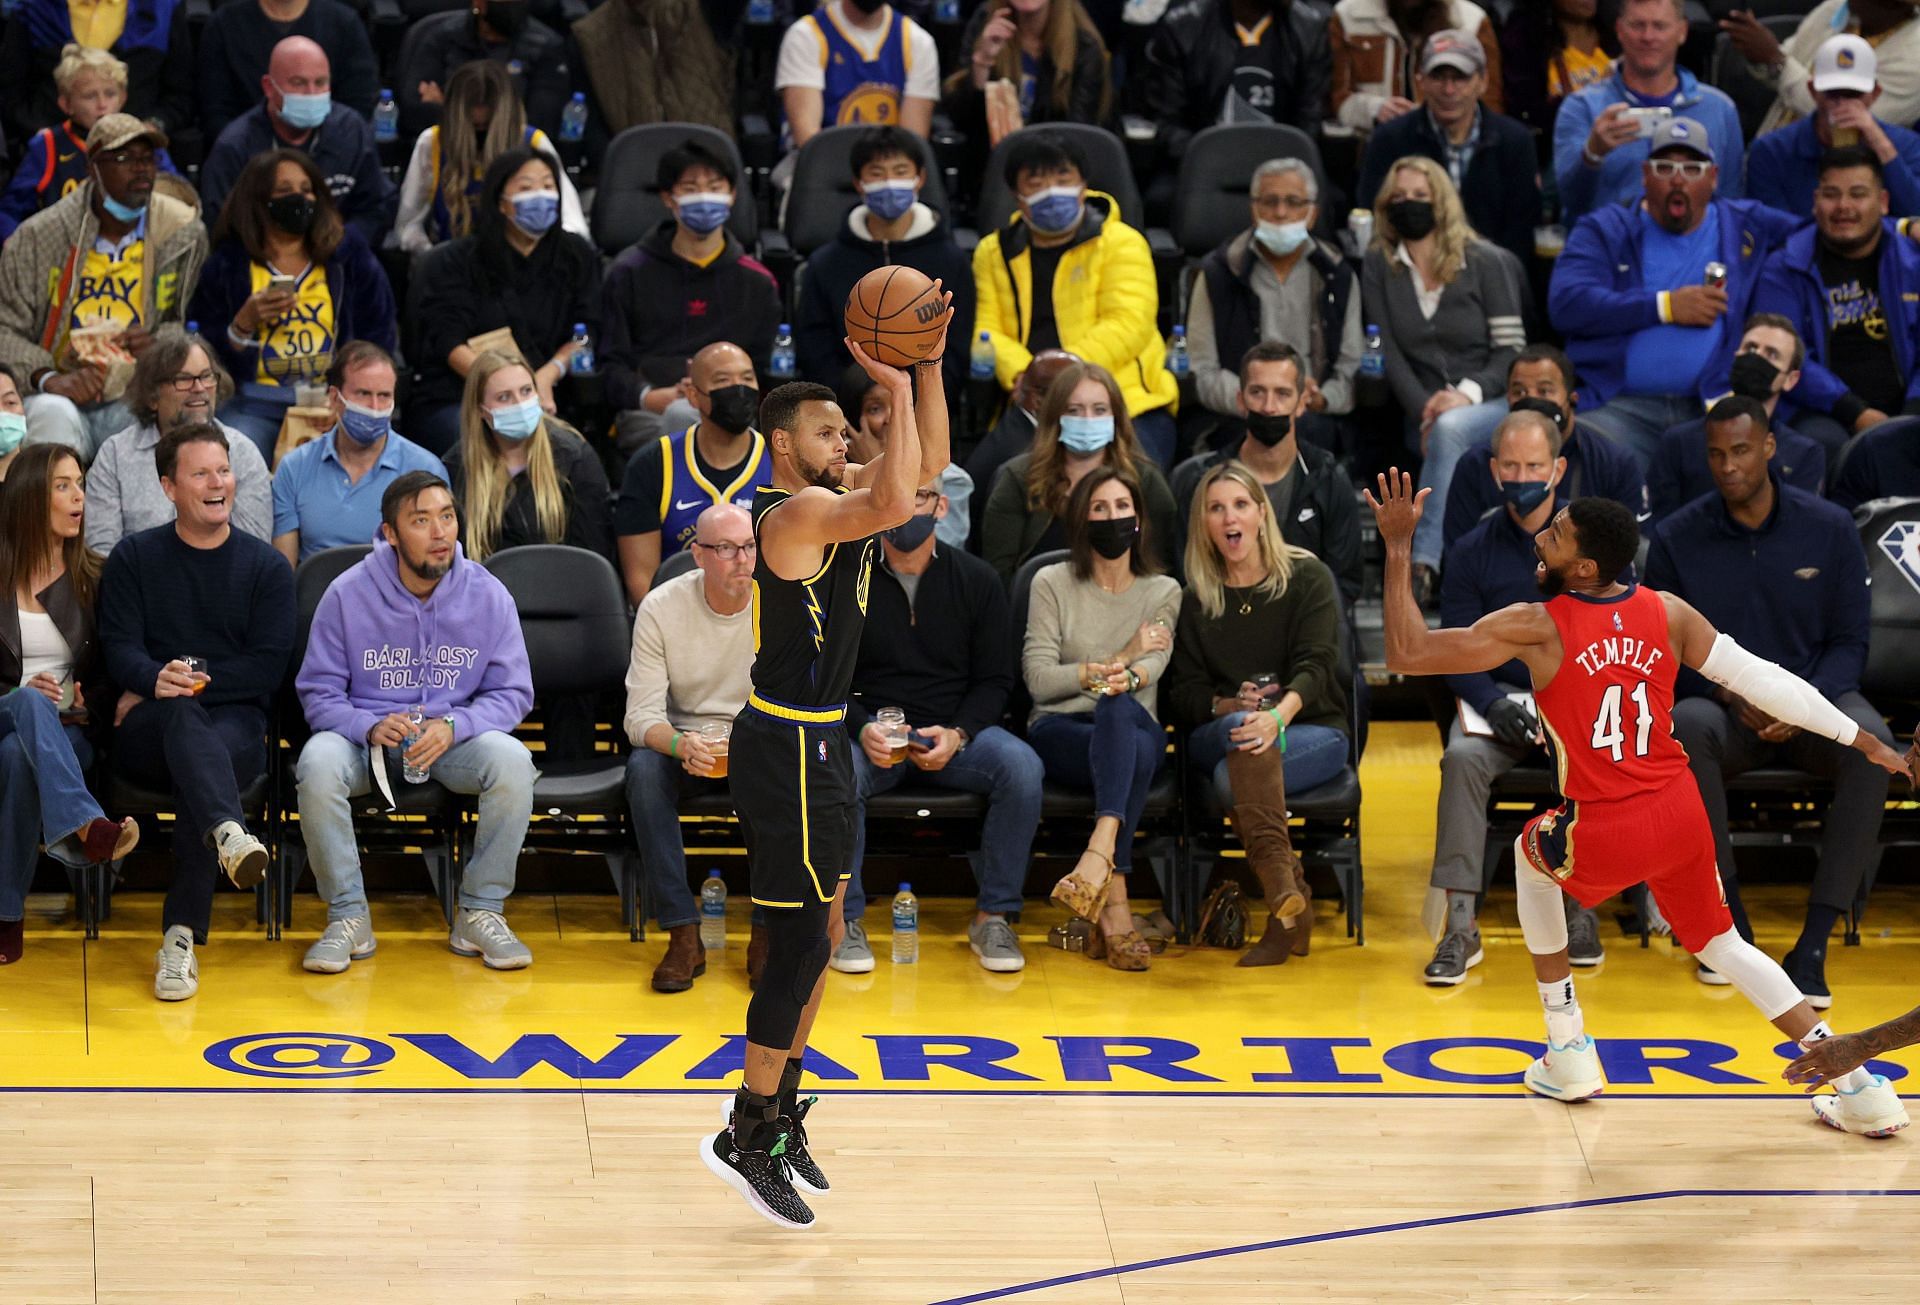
560 92 588 143
1360 324 1386 380
373 89 399 144
969 330 995 381
402 704 429 783
891 883 918 964
1167 324 1189 379
569 322 595 375
770 324 796 380
700 870 727 951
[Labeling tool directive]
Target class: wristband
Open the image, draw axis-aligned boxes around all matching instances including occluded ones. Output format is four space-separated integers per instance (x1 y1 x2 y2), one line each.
1266 707 1288 753
670 730 682 758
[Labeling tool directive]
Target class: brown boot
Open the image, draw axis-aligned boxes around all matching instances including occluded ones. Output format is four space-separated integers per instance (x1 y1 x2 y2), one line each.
746 922 769 990
1224 744 1308 926
650 923 707 993
1291 881 1313 957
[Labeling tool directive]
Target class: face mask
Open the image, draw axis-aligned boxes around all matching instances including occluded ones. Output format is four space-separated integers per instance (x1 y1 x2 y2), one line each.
1244 411 1292 446
1024 185 1084 234
1386 198 1437 241
267 193 316 237
0 411 25 456
337 397 391 446
486 0 529 36
1729 351 1781 401
705 383 759 435
274 85 332 131
675 191 732 236
862 180 917 222
1254 220 1311 256
100 190 146 223
1500 474 1555 515
486 398 543 442
1057 414 1113 454
509 189 560 236
884 510 938 551
1086 516 1138 560
1509 395 1568 432
847 0 885 13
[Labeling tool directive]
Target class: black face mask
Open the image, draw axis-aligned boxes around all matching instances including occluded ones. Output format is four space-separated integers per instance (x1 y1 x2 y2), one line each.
1386 199 1437 241
1729 351 1781 402
1244 411 1292 447
485 0 530 37
705 384 759 435
1509 395 1568 432
846 0 885 12
266 193 317 237
1085 516 1138 560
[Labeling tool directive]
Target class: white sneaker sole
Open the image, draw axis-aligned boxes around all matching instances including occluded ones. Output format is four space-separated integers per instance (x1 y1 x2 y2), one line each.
303 937 376 974
221 841 269 890
1569 951 1603 968
971 943 1026 973
448 938 531 970
698 1129 815 1230
1812 1096 1910 1139
717 1099 828 1196
1423 946 1484 987
828 953 875 974
1525 1053 1605 1103
1799 990 1834 1010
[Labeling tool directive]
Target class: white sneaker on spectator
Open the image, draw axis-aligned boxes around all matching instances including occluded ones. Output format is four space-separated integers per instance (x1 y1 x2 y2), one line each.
213 820 268 889
303 917 376 974
449 908 532 970
968 916 1025 972
154 925 199 1001
829 920 874 974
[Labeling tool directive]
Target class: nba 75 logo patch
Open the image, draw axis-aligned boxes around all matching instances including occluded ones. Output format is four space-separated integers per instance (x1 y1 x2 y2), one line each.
1877 521 1920 596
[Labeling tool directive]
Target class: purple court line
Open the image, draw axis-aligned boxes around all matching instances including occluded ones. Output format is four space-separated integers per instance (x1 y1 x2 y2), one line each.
926 1189 1920 1305
0 1086 1866 1099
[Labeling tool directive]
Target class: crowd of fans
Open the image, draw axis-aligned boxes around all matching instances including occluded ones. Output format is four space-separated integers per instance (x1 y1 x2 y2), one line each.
2 0 1918 1007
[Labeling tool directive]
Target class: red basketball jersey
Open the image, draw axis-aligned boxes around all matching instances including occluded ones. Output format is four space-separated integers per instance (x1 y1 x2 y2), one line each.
1533 585 1691 803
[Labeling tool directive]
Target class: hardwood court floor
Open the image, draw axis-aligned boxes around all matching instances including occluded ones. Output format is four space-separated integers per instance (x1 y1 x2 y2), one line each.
4 723 1918 1302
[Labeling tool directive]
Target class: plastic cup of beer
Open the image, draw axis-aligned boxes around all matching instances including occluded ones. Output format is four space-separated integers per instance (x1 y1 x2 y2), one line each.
876 707 909 766
1534 224 1567 259
699 721 731 779
180 656 210 695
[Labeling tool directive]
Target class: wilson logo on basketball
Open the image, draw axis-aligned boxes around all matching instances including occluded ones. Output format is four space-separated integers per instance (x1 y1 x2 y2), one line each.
913 300 943 325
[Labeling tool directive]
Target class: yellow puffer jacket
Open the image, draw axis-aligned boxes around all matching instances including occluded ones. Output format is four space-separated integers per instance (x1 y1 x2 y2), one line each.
971 190 1177 419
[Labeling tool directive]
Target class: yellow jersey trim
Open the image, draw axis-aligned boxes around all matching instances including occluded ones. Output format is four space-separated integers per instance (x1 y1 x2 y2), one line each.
655 434 675 524
748 692 847 724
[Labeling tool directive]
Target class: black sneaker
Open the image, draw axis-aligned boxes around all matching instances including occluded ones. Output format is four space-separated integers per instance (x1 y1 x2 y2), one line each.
1566 906 1603 967
1782 948 1833 1010
699 1126 815 1230
1423 929 1484 986
781 1096 830 1196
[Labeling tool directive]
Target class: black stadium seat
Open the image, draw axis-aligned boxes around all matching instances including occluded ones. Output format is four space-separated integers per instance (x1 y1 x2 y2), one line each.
591 124 758 257
777 125 949 259
1855 496 1920 712
1172 124 1330 258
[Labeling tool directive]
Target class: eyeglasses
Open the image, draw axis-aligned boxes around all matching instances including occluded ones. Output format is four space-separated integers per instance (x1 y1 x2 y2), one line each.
1254 194 1314 213
693 540 757 560
1648 159 1712 180
167 370 218 392
913 489 940 508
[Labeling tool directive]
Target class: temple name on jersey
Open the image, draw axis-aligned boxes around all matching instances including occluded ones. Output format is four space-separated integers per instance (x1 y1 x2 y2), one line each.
1573 635 1664 679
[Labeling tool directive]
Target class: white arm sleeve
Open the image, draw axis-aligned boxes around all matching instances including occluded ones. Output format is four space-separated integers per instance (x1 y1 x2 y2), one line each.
1696 633 1859 746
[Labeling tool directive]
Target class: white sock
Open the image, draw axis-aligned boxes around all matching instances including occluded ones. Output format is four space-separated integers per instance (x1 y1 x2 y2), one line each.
1800 1021 1876 1092
212 820 245 846
1537 976 1584 1046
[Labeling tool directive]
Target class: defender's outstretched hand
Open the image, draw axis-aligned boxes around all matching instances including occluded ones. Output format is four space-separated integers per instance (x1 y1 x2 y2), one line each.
1363 468 1430 549
1783 1033 1873 1091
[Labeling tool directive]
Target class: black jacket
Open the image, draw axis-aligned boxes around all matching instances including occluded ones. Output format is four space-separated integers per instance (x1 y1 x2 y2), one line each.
1170 437 1364 606
1199 232 1355 390
395 11 575 141
846 545 1014 741
1 573 108 744
1356 106 1541 267
443 422 614 562
1135 0 1330 157
942 6 1110 179
196 0 379 138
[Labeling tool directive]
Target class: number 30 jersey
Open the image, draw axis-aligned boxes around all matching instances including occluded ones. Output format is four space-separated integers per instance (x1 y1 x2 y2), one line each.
1534 585 1691 803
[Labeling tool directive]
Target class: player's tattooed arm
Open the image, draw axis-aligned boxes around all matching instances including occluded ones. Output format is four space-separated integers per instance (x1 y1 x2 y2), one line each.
1783 1004 1920 1090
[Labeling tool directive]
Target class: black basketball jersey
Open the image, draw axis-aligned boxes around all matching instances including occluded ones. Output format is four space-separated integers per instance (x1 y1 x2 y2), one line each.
747 486 875 717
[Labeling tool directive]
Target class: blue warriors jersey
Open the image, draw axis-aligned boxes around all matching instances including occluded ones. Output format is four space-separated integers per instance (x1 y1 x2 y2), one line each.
806 5 910 127
429 124 544 243
658 425 773 555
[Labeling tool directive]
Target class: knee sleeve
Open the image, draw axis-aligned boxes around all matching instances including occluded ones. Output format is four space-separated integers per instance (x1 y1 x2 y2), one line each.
1514 841 1570 955
744 905 832 1049
1696 929 1806 1021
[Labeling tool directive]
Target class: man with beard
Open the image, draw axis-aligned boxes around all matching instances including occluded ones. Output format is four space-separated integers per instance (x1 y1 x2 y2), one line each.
1370 466 1914 1136
702 305 949 1230
293 470 536 975
1753 148 1920 457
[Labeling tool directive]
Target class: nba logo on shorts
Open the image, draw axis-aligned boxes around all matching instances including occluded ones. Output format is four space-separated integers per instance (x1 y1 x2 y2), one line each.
818 740 828 763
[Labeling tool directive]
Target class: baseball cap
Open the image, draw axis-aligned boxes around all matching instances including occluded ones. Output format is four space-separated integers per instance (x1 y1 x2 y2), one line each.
86 113 169 155
1812 34 1877 95
1648 116 1714 165
1420 30 1486 78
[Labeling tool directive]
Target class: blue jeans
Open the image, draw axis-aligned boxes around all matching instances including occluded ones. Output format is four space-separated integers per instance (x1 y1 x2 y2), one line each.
1413 399 1508 570
296 729 535 919
0 689 102 920
1132 407 1177 469
624 746 727 930
1027 694 1163 874
1187 712 1349 809
844 725 1044 920
1581 394 1703 470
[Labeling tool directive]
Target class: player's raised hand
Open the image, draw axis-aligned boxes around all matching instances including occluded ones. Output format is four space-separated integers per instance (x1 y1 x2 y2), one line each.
845 335 914 394
1363 468 1429 548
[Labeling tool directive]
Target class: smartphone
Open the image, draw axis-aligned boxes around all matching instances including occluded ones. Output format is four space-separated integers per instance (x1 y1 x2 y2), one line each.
908 730 937 752
268 273 299 295
1624 106 1672 139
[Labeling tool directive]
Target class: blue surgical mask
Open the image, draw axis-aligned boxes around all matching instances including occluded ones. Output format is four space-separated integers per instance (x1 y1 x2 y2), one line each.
1024 185 1084 234
675 191 732 236
0 411 25 456
1500 478 1554 515
1254 220 1311 256
337 397 392 446
509 189 560 237
862 181 917 222
486 398 543 442
100 190 146 223
274 83 332 130
1058 414 1114 454
884 510 938 551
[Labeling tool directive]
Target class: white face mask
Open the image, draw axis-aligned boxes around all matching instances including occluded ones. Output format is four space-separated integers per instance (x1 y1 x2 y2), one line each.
1254 220 1312 256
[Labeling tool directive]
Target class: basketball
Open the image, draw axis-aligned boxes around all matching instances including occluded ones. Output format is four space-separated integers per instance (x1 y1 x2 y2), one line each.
844 265 946 369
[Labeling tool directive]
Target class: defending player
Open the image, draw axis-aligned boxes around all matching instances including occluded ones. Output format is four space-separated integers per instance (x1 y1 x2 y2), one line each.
700 302 952 1228
1367 463 1913 1136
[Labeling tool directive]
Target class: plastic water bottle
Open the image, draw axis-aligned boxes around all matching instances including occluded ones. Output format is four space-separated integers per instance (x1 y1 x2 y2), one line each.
1360 324 1386 379
770 323 797 379
569 322 595 375
373 89 399 144
559 91 588 144
746 0 774 23
699 870 727 951
402 704 430 783
185 320 199 335
891 883 918 964
934 0 960 21
1167 324 1190 379
969 330 995 381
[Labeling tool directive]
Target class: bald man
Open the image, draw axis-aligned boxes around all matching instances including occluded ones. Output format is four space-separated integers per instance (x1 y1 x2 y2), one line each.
199 34 396 247
962 347 1078 546
198 0 380 137
613 341 773 605
623 502 759 992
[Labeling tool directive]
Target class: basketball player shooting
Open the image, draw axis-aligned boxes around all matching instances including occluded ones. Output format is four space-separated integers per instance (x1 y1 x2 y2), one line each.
1367 469 1915 1136
700 290 953 1229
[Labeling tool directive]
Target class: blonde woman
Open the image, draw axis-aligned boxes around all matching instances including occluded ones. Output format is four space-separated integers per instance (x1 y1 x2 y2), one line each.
1359 154 1525 584
942 0 1111 147
1164 460 1347 964
979 360 1179 581
443 350 611 562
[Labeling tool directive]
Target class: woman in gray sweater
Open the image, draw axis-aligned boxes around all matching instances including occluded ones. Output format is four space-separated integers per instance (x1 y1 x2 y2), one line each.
1022 466 1181 971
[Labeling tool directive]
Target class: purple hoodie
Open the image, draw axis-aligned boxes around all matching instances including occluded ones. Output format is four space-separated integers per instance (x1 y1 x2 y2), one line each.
296 538 533 744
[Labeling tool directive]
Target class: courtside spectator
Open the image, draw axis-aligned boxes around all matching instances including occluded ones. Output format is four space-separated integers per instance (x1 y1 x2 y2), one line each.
1648 401 1892 1002
196 0 377 139
272 342 447 563
1727 0 1920 139
570 0 735 146
1187 159 1361 444
97 421 291 1001
1553 0 1743 222
2 2 192 143
0 367 27 484
941 0 1111 170
199 38 396 250
85 329 271 552
962 347 1077 536
1748 36 1920 221
601 140 779 456
192 149 397 460
1500 0 1615 140
1329 0 1502 134
774 0 938 161
1830 414 1920 508
0 115 205 461
295 470 537 974
395 0 573 141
